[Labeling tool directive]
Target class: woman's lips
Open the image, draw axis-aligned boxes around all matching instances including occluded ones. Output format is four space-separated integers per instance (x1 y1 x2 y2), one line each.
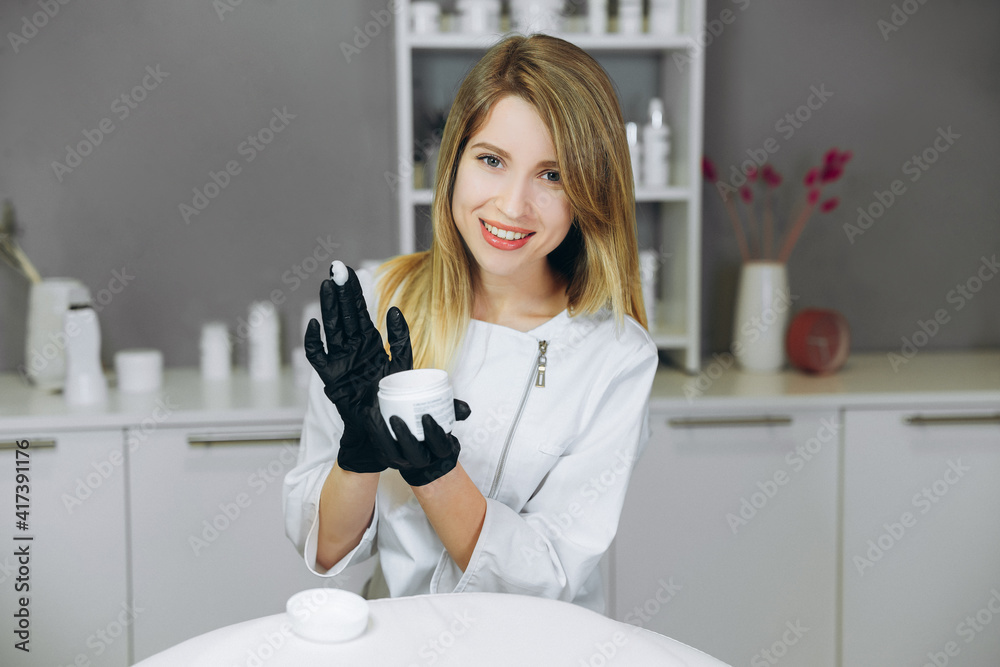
480 219 534 250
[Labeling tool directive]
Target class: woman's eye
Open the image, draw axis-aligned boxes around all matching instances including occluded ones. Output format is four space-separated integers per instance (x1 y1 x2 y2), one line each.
542 171 561 183
478 155 501 168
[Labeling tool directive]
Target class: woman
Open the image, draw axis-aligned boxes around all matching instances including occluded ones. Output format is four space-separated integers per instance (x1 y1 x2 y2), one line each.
283 34 659 613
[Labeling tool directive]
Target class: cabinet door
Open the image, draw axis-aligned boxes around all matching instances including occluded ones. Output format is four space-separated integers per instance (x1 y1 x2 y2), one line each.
0 430 128 667
613 409 839 667
128 424 372 662
843 407 1000 667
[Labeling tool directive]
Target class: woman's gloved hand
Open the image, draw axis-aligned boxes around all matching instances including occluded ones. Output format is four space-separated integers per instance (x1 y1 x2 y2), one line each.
368 399 471 486
304 262 412 474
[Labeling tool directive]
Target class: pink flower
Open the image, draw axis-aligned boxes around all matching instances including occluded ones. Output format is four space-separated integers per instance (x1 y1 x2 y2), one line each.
820 164 843 183
804 167 819 187
702 157 718 182
740 185 753 203
821 197 840 213
824 148 840 166
746 165 758 183
762 164 782 187
808 188 820 205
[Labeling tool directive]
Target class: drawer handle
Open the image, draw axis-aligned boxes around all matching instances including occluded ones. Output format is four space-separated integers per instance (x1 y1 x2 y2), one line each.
667 416 793 429
904 414 1000 427
187 431 302 447
0 439 56 450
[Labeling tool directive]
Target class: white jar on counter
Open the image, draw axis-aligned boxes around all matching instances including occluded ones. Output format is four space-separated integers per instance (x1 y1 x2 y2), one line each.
378 369 455 441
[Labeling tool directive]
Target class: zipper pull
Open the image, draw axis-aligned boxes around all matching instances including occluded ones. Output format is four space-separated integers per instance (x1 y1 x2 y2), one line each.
535 340 548 388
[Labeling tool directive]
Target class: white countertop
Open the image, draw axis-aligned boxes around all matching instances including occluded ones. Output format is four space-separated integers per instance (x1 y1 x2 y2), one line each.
1 351 997 432
649 349 1000 411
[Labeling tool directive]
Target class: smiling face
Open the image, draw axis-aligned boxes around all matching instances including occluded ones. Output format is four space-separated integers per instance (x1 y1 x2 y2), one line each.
450 95 574 290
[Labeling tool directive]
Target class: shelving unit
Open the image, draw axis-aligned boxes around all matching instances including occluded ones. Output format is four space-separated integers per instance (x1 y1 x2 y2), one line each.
393 2 706 372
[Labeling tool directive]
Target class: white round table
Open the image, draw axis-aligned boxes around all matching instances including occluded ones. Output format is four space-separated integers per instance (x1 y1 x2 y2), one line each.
136 591 731 666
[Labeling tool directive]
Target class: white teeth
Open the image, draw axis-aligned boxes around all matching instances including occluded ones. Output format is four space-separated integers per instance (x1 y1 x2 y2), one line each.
484 222 526 241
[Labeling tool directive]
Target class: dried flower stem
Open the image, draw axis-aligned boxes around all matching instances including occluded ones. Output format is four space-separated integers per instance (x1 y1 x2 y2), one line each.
777 200 816 263
763 190 775 260
722 194 750 262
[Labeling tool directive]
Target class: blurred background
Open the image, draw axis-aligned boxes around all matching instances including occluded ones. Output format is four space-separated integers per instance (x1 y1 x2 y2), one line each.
0 0 997 373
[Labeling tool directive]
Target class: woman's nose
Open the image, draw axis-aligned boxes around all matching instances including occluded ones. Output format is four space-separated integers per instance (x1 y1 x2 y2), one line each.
496 176 531 220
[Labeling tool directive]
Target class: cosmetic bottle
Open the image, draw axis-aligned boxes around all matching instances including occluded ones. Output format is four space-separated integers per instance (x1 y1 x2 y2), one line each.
63 285 108 406
642 98 671 188
626 121 641 187
617 0 643 34
247 301 281 381
200 321 232 381
589 0 608 34
649 0 680 34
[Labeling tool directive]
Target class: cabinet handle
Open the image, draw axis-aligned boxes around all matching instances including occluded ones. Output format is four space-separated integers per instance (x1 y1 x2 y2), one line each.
0 439 56 450
904 414 1000 427
186 431 302 447
667 416 793 429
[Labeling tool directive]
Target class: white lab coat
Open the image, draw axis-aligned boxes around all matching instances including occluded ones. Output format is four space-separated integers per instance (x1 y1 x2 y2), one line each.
283 268 659 613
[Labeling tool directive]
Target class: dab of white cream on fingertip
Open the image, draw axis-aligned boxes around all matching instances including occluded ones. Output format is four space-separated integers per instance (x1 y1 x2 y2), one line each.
330 260 348 286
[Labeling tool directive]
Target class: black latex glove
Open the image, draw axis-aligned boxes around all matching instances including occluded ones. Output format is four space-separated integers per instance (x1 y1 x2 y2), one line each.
303 264 412 473
367 399 471 487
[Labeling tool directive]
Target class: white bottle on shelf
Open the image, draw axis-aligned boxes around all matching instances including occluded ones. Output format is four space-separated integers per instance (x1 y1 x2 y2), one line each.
642 97 671 189
63 286 108 406
589 0 608 34
649 0 680 34
617 0 643 34
626 121 641 188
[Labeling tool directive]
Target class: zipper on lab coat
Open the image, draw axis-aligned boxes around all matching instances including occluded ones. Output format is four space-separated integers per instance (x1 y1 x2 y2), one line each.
488 340 547 499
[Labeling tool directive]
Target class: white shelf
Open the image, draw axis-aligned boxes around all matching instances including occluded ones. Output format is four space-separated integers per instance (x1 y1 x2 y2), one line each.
406 31 694 52
412 186 693 206
395 2 706 372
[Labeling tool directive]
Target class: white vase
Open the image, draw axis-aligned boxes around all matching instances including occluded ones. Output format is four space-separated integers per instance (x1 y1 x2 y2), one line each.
731 262 792 373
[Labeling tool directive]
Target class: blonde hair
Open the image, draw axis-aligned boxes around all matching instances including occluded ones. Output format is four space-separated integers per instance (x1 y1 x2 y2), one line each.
377 34 646 370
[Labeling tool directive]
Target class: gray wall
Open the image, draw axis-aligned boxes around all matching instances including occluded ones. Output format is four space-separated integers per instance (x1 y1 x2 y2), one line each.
0 0 397 372
701 0 1000 354
0 0 997 376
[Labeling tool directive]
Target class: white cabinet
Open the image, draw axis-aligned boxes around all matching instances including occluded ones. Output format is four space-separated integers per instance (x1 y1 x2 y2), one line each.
842 407 1000 667
127 422 370 662
0 429 129 667
613 408 839 666
393 1 706 371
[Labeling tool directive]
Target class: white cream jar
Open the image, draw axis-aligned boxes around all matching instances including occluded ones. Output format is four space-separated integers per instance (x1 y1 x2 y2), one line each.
377 369 455 440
